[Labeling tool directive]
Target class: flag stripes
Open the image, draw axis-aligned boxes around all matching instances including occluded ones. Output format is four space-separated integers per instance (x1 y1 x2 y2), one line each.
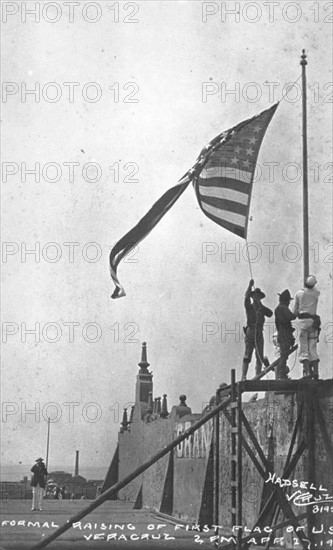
200 166 253 184
198 177 252 196
194 103 278 239
201 202 247 227
199 185 249 206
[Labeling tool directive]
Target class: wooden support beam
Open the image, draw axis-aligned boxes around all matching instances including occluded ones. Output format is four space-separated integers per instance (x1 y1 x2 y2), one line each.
316 401 333 461
223 408 268 480
305 389 316 546
284 397 304 467
223 403 307 550
223 405 308 549
262 440 307 550
240 411 310 549
240 378 321 393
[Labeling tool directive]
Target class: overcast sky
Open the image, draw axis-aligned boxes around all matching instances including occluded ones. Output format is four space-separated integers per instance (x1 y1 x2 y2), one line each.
1 0 332 480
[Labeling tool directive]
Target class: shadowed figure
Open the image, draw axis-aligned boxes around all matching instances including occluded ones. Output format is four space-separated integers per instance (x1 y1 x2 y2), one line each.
30 457 47 511
242 279 272 380
274 289 296 380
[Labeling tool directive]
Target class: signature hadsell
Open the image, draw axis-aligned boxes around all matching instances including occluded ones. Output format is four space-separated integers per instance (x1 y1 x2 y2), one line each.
264 473 333 507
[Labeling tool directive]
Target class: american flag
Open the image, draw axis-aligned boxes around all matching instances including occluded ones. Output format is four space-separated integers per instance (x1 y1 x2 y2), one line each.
194 103 278 238
110 103 278 298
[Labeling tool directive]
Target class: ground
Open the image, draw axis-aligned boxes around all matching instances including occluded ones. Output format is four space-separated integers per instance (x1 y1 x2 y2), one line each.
0 499 217 549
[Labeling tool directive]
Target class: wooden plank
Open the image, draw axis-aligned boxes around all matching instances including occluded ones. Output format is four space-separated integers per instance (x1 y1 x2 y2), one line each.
240 379 317 393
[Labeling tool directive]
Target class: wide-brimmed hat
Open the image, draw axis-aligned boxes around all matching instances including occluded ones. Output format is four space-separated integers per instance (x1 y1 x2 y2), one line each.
251 288 265 299
35 457 44 462
278 289 293 301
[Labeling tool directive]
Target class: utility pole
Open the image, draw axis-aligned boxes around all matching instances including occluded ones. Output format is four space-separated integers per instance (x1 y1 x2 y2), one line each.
45 417 51 472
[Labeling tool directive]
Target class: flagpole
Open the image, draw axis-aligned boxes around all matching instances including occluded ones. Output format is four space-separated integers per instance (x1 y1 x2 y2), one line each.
45 417 51 472
300 49 309 280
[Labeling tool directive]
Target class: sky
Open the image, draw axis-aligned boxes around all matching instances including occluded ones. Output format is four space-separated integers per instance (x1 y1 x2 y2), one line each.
1 0 332 481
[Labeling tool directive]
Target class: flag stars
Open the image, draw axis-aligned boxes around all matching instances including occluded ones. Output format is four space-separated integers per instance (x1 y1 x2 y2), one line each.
234 146 242 154
243 159 251 168
253 125 261 133
249 137 258 145
231 157 239 164
246 148 254 156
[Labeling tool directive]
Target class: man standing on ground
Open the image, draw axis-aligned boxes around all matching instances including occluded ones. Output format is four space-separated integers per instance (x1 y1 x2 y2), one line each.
293 275 320 379
275 289 296 380
242 279 273 380
30 457 47 511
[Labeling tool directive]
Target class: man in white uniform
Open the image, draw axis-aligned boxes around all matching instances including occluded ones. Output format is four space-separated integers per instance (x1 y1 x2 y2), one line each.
293 275 320 379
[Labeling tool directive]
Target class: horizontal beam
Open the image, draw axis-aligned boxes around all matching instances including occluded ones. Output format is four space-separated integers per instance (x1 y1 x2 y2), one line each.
239 378 330 393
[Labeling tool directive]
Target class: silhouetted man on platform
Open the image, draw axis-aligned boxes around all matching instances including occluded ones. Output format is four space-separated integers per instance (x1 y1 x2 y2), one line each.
275 289 296 380
242 279 273 380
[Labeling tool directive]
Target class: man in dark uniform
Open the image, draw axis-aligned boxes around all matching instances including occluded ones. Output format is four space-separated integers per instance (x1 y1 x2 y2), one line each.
275 289 296 380
242 279 273 380
30 457 48 511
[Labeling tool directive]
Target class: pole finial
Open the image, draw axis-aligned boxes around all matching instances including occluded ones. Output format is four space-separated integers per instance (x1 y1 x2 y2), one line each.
300 49 307 66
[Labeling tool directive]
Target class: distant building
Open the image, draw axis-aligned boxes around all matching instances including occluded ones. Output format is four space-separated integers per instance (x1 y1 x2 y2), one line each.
0 472 103 500
46 471 103 500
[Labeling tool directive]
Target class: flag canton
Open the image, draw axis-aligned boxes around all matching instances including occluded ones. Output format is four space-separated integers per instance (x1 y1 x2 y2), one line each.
195 105 278 239
205 109 275 175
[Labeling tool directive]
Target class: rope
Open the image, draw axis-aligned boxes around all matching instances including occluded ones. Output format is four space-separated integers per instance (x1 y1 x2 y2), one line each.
245 238 254 280
279 73 302 103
